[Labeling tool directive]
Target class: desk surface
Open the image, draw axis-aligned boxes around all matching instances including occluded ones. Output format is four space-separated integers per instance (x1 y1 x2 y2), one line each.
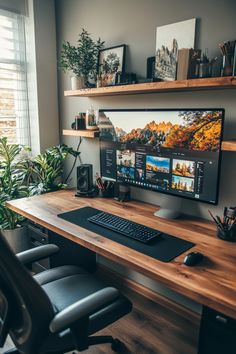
7 190 236 319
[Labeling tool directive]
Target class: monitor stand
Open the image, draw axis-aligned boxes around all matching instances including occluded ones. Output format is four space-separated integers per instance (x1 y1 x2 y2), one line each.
154 196 182 219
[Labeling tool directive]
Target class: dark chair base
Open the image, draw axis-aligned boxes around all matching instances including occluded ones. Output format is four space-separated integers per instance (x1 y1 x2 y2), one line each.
89 335 122 351
4 336 123 354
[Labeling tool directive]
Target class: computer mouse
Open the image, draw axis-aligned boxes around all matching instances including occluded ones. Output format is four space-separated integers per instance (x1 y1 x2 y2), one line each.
183 252 203 266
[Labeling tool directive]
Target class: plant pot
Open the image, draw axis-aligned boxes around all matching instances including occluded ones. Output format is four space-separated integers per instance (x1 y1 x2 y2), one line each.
1 225 29 254
71 76 86 90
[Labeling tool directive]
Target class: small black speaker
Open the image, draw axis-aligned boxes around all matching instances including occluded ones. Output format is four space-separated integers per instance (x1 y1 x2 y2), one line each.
77 164 93 192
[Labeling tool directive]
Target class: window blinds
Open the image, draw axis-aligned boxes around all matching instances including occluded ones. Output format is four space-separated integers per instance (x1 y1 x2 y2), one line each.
0 8 30 145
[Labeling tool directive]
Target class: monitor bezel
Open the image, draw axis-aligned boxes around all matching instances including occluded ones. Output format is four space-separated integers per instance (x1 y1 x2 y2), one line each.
99 108 225 205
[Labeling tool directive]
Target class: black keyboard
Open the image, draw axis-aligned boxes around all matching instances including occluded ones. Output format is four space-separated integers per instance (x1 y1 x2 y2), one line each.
87 211 162 243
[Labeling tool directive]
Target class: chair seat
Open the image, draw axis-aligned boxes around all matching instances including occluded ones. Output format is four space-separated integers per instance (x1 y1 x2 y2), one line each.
0 237 132 354
34 265 132 335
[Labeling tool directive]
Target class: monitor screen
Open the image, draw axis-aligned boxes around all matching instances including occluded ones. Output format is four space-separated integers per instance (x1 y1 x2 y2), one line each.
99 109 224 204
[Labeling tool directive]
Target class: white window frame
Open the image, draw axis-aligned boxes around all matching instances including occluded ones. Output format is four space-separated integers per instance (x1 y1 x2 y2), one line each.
0 8 30 146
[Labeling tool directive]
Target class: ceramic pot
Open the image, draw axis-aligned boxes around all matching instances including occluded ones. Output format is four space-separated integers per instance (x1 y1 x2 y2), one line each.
71 76 86 90
1 225 29 254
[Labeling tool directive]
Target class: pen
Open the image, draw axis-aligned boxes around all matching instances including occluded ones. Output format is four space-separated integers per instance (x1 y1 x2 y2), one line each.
208 209 223 230
223 207 227 224
216 215 223 227
208 209 217 223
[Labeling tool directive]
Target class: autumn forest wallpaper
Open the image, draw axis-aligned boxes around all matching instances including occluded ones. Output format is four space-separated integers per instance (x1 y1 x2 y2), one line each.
117 110 223 152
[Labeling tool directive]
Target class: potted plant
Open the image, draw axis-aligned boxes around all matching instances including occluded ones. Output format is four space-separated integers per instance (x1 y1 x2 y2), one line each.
26 144 80 195
60 28 104 89
0 137 80 253
0 138 30 252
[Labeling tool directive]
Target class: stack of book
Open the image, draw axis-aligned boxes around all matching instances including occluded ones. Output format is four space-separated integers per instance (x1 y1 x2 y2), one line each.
176 48 201 80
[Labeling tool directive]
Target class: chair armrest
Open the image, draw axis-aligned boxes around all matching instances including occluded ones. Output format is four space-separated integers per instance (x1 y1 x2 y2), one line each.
49 287 119 333
16 244 60 265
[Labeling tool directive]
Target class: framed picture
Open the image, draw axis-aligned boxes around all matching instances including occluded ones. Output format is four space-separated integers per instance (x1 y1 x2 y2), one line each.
98 44 126 86
155 18 196 81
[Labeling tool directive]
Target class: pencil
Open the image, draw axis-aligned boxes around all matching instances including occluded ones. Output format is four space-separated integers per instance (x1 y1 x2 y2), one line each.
208 209 217 223
208 209 223 230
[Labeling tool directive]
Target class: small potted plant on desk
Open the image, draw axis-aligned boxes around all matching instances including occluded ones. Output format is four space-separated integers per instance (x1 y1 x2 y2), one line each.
0 138 79 253
60 28 104 89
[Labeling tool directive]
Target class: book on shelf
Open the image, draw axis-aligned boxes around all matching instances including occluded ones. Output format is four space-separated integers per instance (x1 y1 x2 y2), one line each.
177 48 201 80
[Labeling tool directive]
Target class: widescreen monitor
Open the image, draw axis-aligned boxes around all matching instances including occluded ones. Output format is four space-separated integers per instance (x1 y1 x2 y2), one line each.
99 109 224 205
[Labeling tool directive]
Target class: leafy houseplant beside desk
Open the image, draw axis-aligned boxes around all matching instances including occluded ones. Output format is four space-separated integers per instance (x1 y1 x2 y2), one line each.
6 189 236 354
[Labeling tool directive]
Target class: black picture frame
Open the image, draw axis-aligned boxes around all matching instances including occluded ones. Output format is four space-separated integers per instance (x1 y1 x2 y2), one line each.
98 44 126 86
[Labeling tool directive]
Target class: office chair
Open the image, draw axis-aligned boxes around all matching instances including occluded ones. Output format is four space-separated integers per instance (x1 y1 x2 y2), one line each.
0 234 132 354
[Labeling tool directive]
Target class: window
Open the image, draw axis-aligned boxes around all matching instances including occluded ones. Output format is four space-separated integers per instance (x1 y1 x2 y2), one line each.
0 9 30 145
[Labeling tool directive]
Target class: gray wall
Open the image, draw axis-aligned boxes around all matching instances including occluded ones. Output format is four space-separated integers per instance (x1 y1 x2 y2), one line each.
55 0 236 219
32 0 59 152
55 0 236 311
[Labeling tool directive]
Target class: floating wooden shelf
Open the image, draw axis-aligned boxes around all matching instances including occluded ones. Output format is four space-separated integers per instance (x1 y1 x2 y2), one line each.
221 140 236 151
64 76 236 97
62 129 100 138
62 130 236 151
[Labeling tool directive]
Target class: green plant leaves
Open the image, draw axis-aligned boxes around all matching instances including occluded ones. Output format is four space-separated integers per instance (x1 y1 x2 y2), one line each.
60 28 104 81
0 138 79 229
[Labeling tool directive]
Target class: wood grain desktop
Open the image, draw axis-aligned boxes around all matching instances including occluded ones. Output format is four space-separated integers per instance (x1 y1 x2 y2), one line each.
6 189 236 320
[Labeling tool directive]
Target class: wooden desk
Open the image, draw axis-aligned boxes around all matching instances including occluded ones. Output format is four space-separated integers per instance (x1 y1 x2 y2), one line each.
6 189 236 321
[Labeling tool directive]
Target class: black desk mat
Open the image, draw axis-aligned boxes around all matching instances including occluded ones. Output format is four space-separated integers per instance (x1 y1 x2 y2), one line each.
58 207 195 262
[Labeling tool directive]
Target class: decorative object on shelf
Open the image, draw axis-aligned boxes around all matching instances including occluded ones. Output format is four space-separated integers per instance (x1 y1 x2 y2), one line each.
71 76 86 90
146 56 155 79
75 113 86 130
195 50 218 78
219 40 236 76
115 72 137 85
176 48 201 80
60 28 104 89
86 106 98 130
155 18 196 81
98 44 126 86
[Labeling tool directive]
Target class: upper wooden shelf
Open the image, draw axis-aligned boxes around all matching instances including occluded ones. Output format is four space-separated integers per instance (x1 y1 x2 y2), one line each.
62 129 100 138
64 76 236 97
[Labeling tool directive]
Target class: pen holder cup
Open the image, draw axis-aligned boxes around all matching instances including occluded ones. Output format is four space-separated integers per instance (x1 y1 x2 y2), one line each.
99 186 115 198
196 62 212 78
217 225 236 242
221 54 233 76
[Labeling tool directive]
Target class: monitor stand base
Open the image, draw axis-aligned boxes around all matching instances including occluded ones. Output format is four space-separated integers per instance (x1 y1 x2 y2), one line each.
154 208 181 219
154 197 182 219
